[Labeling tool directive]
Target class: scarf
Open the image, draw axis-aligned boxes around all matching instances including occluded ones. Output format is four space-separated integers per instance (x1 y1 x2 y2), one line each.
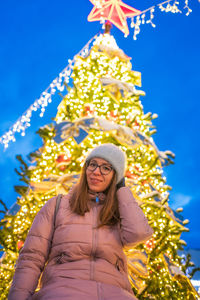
88 189 106 204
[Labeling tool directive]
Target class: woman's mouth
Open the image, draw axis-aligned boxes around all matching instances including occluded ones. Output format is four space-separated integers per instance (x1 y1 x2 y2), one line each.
89 178 102 184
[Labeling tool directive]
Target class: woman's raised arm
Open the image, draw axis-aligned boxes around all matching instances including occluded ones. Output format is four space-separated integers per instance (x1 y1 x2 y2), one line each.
8 196 57 300
117 187 154 249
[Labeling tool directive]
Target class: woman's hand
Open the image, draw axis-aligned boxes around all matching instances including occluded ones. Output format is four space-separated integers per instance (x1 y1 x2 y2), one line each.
116 177 125 190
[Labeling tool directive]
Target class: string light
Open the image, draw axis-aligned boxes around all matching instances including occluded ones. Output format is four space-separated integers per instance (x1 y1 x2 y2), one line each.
184 0 193 15
131 0 191 40
0 33 99 149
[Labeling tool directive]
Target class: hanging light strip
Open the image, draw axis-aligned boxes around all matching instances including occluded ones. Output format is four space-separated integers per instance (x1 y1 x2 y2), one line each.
0 33 98 149
131 0 192 40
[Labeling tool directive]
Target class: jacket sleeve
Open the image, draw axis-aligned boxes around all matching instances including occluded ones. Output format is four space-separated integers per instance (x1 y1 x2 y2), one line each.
8 196 57 300
117 187 154 248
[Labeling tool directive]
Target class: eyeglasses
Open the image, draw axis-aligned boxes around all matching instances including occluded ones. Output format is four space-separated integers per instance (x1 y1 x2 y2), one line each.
87 161 113 175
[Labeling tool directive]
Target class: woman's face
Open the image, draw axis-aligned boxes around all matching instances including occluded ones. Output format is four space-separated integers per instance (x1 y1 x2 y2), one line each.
86 157 114 193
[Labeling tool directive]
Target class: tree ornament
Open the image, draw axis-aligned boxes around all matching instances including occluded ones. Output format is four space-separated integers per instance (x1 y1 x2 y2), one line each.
141 179 148 186
30 173 79 195
56 154 71 171
88 0 141 36
53 118 94 144
82 104 94 117
100 77 140 102
156 264 161 271
134 165 140 172
134 120 140 128
109 110 119 120
125 170 139 180
125 170 134 178
17 240 24 251
145 237 156 250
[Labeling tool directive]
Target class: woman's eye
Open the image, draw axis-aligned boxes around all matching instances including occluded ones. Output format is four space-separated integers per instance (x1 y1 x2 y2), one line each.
90 162 97 168
102 165 111 172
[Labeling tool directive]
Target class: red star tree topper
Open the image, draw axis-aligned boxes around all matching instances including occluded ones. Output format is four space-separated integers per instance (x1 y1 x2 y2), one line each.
88 0 141 36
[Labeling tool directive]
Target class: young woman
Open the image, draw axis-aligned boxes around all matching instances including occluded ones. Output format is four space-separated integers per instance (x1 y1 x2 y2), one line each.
8 143 154 300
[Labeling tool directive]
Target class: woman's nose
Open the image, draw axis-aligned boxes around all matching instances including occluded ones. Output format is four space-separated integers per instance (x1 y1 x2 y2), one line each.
93 166 101 175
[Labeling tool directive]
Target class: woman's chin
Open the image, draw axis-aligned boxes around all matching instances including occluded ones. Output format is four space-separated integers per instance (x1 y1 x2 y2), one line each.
88 184 103 193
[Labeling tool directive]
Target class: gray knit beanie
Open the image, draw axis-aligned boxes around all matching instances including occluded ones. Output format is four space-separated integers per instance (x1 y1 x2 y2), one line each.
86 143 126 183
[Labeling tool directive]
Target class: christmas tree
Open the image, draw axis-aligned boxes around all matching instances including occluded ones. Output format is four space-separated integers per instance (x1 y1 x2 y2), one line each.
0 26 199 299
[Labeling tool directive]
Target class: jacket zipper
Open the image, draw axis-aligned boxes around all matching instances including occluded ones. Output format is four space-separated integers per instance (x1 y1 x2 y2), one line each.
90 204 98 280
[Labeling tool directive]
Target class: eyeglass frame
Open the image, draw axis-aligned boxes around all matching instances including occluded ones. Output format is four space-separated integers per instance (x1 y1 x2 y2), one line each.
86 160 113 175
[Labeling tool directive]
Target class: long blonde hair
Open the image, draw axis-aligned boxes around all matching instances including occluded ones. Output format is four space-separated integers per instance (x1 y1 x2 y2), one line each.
70 162 120 227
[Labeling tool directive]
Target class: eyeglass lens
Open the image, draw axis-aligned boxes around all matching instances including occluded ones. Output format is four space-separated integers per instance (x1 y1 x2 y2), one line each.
88 162 112 175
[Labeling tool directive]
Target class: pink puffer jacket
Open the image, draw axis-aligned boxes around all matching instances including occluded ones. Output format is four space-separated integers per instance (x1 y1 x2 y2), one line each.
8 187 154 300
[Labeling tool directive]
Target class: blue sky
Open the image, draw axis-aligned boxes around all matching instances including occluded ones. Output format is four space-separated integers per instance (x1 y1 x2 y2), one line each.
0 0 200 249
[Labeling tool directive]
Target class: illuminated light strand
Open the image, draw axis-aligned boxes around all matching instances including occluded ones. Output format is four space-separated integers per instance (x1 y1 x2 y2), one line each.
131 0 192 40
184 0 193 15
0 33 99 149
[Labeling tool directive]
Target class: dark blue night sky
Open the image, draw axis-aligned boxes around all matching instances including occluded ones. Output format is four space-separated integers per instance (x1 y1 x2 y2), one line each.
0 0 200 249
